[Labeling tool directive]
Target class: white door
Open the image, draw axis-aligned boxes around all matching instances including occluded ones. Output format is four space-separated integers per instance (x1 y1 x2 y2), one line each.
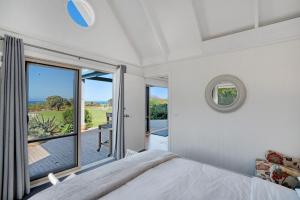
124 74 145 152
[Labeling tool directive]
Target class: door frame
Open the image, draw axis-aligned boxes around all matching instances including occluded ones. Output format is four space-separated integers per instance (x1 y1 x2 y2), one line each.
26 57 117 187
26 57 81 183
145 74 171 151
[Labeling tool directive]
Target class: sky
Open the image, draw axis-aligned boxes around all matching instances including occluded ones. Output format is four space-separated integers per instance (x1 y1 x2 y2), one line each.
28 63 166 102
28 64 113 102
150 87 168 99
84 79 112 102
28 64 75 101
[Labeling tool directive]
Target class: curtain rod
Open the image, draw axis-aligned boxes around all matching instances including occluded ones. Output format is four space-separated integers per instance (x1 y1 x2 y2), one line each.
0 36 119 68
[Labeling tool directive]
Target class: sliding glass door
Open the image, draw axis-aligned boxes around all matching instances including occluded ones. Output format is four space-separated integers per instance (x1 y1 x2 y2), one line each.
26 62 79 181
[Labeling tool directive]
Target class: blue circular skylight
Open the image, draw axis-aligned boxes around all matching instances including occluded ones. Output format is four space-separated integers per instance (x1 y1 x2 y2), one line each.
67 0 95 28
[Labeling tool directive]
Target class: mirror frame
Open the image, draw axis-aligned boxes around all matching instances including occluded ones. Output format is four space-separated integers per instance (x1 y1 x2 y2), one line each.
205 74 246 113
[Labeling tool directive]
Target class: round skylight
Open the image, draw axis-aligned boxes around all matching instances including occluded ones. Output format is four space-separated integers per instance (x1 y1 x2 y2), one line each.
67 0 95 28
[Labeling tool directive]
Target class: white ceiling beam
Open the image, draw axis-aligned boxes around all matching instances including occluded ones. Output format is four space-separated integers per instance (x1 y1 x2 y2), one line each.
106 0 143 65
138 0 169 61
143 17 300 67
191 0 204 42
254 0 259 28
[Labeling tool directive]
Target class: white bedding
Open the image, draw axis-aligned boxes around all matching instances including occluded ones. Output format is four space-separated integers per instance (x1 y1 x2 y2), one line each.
101 158 298 200
30 150 299 200
101 158 251 200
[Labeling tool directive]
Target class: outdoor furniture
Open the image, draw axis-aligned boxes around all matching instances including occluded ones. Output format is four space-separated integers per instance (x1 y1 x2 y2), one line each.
97 112 113 157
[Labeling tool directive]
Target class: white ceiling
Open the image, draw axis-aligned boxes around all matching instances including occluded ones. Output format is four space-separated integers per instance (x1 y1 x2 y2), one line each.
0 0 300 67
0 0 140 65
259 0 300 26
110 0 300 66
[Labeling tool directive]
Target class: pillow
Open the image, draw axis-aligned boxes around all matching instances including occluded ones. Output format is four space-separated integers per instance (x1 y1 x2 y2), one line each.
270 165 299 189
255 159 272 181
266 150 284 165
266 150 300 170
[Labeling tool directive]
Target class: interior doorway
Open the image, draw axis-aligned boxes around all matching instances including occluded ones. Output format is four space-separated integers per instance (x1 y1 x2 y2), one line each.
145 85 168 151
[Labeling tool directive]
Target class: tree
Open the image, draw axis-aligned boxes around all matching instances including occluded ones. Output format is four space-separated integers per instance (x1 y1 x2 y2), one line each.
63 98 72 107
46 96 64 111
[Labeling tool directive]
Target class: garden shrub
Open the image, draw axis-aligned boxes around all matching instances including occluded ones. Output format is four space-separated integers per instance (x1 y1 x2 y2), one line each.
62 108 74 124
85 109 93 129
28 114 58 137
62 108 74 133
150 104 168 120
61 124 73 134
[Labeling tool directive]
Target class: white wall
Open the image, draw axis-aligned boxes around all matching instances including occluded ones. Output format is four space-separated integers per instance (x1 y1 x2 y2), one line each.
145 39 300 175
145 77 168 88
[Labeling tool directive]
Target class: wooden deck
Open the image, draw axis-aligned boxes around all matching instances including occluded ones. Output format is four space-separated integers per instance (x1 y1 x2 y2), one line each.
28 128 110 179
29 120 167 179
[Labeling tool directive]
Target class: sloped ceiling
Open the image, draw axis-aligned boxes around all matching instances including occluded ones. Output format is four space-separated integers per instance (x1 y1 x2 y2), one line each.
110 0 300 66
0 0 300 67
0 0 140 65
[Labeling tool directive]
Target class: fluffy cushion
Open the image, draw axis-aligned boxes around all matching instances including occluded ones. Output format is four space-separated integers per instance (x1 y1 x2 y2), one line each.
270 165 300 189
266 150 300 171
256 159 272 181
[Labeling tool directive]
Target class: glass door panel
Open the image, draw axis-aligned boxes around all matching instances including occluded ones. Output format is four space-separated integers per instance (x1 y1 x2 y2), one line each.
27 62 79 181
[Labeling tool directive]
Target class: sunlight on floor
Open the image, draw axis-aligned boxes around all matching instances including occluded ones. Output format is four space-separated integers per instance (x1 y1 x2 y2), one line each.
146 134 168 151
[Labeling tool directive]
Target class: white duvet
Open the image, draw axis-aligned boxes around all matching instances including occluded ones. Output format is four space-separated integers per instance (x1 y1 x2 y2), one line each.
31 150 299 200
101 158 298 200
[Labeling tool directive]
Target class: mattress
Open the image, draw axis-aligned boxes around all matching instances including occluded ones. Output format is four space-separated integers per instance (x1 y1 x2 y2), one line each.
30 150 299 200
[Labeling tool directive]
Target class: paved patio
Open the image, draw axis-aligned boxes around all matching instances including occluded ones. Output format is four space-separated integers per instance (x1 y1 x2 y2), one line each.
29 128 110 179
150 120 168 132
147 120 168 150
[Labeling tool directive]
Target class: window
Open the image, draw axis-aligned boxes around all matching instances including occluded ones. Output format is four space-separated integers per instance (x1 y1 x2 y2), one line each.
27 62 79 181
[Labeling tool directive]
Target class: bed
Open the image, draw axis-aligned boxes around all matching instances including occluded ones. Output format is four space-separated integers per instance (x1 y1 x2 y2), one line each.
30 150 299 200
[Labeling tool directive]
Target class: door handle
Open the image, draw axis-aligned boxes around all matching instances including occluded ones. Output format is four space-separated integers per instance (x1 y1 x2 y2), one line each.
124 114 130 118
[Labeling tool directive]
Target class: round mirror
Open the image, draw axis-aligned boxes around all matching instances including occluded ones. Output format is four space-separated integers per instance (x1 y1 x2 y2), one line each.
205 75 246 113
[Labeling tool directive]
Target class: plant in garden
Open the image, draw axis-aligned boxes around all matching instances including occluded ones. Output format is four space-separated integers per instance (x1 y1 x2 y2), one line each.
28 114 58 137
60 108 93 131
150 104 168 120
61 108 74 134
85 109 93 129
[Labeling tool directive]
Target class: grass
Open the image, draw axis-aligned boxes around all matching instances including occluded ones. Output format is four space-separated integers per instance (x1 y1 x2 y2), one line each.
85 106 112 128
38 110 64 123
30 106 112 129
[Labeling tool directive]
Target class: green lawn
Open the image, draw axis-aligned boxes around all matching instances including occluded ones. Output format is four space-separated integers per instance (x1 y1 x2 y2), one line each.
37 110 64 123
30 106 111 129
86 106 112 128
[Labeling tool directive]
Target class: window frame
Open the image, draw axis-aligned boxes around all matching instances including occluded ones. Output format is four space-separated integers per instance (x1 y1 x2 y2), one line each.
26 58 82 181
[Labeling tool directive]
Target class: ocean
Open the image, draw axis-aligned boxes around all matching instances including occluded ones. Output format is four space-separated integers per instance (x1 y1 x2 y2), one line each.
28 100 109 105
